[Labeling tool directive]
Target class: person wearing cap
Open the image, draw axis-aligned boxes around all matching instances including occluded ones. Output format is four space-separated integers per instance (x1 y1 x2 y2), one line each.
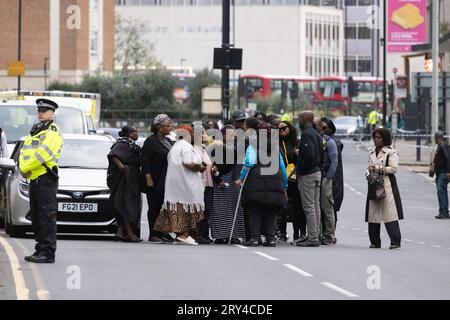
19 99 64 263
318 117 339 245
231 110 247 131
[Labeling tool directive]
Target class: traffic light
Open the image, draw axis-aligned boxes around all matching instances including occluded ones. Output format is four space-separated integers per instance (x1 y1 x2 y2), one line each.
289 82 299 100
347 76 359 97
388 81 394 104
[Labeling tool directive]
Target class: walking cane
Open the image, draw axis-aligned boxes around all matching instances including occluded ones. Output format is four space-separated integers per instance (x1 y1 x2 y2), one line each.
228 169 250 246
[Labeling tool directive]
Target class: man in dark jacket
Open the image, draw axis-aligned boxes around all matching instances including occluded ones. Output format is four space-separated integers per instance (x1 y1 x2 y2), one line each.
434 131 450 219
296 111 323 247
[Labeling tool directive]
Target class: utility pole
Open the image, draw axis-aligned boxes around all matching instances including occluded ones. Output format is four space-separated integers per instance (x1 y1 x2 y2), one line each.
431 0 439 135
221 0 231 121
18 0 22 94
382 0 387 126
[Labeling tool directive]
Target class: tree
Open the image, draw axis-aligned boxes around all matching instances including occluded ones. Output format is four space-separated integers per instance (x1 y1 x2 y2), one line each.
186 69 221 113
115 14 159 74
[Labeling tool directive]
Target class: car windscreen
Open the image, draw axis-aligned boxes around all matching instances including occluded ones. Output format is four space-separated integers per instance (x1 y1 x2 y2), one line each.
58 139 112 170
0 105 86 143
334 117 357 125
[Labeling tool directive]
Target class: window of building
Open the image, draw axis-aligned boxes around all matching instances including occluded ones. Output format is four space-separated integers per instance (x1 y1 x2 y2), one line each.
345 25 357 39
358 24 371 39
345 58 357 73
358 0 372 5
322 0 337 6
345 0 356 5
90 31 98 58
358 59 371 72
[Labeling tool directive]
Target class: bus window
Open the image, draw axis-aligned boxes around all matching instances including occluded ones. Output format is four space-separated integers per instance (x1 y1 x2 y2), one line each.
270 79 283 95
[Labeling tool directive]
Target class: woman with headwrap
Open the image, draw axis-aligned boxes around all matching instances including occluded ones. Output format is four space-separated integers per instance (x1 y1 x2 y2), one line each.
154 124 206 245
142 114 175 243
107 125 143 242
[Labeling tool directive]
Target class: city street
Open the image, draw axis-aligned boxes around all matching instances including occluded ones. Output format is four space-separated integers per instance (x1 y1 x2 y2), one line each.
1 140 450 300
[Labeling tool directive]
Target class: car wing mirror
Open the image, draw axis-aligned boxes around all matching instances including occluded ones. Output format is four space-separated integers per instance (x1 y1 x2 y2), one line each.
0 158 16 170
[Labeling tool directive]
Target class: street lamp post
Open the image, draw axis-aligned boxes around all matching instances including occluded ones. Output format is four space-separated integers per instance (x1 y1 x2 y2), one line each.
18 0 22 94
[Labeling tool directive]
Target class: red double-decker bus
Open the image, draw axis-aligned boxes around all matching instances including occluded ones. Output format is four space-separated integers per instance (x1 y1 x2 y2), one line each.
238 74 317 101
314 76 347 112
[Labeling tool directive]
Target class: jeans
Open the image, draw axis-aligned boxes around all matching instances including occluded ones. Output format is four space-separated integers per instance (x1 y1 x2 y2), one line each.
436 173 449 214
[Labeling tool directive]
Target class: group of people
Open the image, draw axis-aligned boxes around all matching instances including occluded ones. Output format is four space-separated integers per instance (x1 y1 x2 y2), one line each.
106 109 404 249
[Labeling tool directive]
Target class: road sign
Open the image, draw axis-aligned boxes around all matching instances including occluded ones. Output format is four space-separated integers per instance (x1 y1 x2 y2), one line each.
7 61 25 76
202 86 222 115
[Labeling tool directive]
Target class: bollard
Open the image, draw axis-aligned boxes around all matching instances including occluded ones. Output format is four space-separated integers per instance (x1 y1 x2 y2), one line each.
416 135 421 162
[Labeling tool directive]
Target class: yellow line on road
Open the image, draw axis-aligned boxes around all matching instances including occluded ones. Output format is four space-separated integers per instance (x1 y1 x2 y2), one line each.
0 235 30 300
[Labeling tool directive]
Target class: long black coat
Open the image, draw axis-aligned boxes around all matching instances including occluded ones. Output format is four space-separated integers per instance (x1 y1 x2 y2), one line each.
332 137 344 212
141 134 173 196
107 139 142 230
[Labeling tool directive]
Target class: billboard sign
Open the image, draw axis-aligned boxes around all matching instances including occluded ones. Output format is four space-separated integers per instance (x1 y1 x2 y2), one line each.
388 0 427 52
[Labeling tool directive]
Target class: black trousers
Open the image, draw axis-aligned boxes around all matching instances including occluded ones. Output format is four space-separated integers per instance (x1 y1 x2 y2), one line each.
147 192 164 238
29 173 58 256
197 187 213 240
247 201 280 241
368 221 401 246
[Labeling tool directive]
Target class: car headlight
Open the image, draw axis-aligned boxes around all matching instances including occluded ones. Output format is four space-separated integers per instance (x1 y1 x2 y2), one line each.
19 181 30 198
347 126 357 134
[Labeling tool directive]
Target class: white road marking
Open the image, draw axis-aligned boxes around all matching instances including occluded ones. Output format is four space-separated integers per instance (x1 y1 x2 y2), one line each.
283 264 313 277
417 242 426 245
234 244 248 250
321 282 359 298
351 228 360 231
13 239 51 300
355 192 363 196
432 245 442 248
0 236 30 300
404 239 413 242
340 226 348 229
253 251 279 261
407 206 436 211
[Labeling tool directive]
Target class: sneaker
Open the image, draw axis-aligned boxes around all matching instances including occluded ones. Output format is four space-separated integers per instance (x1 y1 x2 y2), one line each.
161 233 175 243
176 236 198 245
276 234 289 242
291 235 307 245
214 238 228 245
263 240 277 247
296 240 321 247
243 239 260 247
369 244 381 248
24 253 55 263
196 237 211 245
435 213 450 219
389 244 401 249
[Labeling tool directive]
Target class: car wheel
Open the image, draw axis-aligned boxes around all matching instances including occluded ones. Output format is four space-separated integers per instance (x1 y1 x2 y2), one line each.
7 224 27 238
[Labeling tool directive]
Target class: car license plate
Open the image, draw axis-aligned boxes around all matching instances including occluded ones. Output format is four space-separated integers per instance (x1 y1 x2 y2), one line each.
58 202 98 213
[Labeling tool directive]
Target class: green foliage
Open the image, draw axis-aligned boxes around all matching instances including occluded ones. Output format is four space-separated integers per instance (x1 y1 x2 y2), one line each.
186 68 221 112
47 69 188 123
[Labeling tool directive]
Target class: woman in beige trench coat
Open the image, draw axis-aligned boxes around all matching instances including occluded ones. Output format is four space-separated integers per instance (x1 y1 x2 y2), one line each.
365 128 403 249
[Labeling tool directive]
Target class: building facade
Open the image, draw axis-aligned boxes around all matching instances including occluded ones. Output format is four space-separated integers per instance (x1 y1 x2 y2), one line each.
0 0 115 90
115 0 345 78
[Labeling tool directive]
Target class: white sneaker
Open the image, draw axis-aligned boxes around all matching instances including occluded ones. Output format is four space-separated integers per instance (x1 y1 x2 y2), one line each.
176 236 198 245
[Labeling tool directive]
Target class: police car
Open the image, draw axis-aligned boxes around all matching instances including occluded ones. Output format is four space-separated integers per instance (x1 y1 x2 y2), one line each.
0 134 118 237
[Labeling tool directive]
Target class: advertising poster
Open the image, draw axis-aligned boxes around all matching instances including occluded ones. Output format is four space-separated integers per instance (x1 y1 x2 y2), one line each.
387 0 427 52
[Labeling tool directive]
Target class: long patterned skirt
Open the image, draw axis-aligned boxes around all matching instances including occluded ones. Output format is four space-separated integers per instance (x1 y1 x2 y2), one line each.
154 203 204 237
210 171 246 240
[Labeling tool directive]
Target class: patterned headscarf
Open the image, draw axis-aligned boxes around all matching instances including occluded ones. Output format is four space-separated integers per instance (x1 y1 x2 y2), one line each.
153 114 171 128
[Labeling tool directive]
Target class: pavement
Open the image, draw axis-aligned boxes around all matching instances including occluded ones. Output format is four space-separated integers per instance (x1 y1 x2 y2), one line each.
1 140 450 300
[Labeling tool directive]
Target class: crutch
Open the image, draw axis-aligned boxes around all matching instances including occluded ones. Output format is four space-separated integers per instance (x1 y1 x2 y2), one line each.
228 169 250 246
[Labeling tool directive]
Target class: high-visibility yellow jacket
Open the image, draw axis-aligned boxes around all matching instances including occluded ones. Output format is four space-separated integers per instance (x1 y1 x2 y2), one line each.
19 122 64 181
368 110 379 125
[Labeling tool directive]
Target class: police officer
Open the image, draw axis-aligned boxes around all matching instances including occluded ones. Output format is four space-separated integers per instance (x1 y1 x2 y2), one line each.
19 99 63 263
